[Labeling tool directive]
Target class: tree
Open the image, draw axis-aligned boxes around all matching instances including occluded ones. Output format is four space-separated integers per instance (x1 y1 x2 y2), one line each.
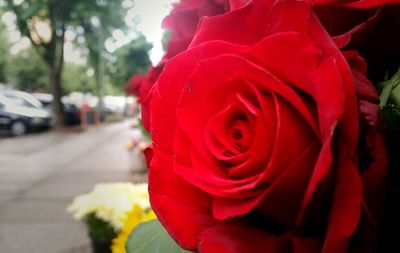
75 1 127 116
0 21 10 83
4 0 126 126
109 35 152 88
8 47 49 91
62 63 96 94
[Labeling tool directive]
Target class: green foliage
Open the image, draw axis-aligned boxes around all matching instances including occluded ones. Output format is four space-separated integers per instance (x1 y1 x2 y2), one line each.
3 0 129 125
85 213 118 241
381 105 400 132
3 0 127 66
391 83 400 106
380 68 400 109
126 219 192 253
7 47 98 94
376 68 400 252
104 79 125 96
0 22 10 83
8 47 49 91
109 35 152 88
62 63 96 94
72 0 128 88
380 68 400 132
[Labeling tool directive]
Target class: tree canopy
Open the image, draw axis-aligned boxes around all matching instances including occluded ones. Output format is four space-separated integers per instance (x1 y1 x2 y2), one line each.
0 21 10 83
109 35 152 88
2 0 130 125
8 47 49 92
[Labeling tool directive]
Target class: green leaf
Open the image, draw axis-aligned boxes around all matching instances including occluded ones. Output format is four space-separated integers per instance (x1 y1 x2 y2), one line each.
391 85 400 106
126 219 192 253
84 213 117 241
380 68 400 109
381 104 400 131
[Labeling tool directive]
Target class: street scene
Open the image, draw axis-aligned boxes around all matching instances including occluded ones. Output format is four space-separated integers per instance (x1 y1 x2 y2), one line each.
0 0 171 252
0 120 147 253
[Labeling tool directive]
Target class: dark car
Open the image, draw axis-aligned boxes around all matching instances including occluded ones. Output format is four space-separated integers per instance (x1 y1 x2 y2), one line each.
63 101 81 125
0 93 52 136
32 93 81 125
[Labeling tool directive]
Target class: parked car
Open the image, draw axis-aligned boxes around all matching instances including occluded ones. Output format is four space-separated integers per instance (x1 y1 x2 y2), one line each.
33 93 81 125
3 90 45 109
31 92 53 110
0 93 52 136
103 96 128 115
62 100 81 125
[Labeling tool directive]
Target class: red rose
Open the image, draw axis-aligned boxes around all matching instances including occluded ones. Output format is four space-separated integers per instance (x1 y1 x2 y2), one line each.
140 0 248 130
140 64 165 130
162 0 249 41
344 51 388 252
125 74 145 97
148 0 387 252
125 70 164 131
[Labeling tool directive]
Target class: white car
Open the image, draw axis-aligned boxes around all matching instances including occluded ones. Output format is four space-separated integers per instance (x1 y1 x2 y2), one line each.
0 92 52 136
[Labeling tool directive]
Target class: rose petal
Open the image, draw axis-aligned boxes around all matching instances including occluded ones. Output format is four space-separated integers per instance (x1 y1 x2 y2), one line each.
321 142 363 253
229 0 250 9
213 139 320 223
149 146 212 249
150 41 249 152
173 53 319 200
344 51 379 103
296 138 333 225
344 0 400 8
190 0 276 47
199 222 279 253
308 12 359 146
277 235 322 253
314 6 379 49
191 0 312 48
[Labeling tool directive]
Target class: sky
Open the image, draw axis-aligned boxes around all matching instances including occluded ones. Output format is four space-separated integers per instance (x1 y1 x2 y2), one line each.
1 0 178 65
108 0 178 64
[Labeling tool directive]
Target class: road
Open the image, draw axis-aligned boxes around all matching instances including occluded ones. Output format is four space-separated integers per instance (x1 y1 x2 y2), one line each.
0 119 148 253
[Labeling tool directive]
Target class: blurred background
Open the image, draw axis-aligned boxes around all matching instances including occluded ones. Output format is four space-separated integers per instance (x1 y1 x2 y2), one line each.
0 0 176 252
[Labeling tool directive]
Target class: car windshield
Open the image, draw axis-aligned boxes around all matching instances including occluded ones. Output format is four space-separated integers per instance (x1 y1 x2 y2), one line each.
4 93 43 109
7 95 36 108
0 94 19 108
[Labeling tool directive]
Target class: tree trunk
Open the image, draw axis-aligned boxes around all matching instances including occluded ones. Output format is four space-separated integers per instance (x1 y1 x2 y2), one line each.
49 65 65 127
46 18 66 127
97 27 105 122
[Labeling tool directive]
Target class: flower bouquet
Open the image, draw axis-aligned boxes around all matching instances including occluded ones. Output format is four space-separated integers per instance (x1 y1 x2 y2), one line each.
67 183 151 253
124 0 400 252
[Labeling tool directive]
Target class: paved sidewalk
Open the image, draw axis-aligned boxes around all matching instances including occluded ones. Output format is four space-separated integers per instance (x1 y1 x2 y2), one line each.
0 119 148 253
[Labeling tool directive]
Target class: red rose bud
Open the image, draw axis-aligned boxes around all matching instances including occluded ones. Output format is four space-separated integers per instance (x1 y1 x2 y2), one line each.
142 145 153 169
125 74 145 97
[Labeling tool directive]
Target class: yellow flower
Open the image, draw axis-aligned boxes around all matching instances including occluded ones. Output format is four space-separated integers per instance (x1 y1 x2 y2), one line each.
111 205 156 253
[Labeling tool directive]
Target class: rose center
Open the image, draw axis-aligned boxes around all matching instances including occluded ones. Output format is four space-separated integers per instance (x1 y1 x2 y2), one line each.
228 119 251 151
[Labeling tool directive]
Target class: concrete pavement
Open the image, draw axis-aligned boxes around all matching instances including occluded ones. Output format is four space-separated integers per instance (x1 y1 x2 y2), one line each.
0 119 148 253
